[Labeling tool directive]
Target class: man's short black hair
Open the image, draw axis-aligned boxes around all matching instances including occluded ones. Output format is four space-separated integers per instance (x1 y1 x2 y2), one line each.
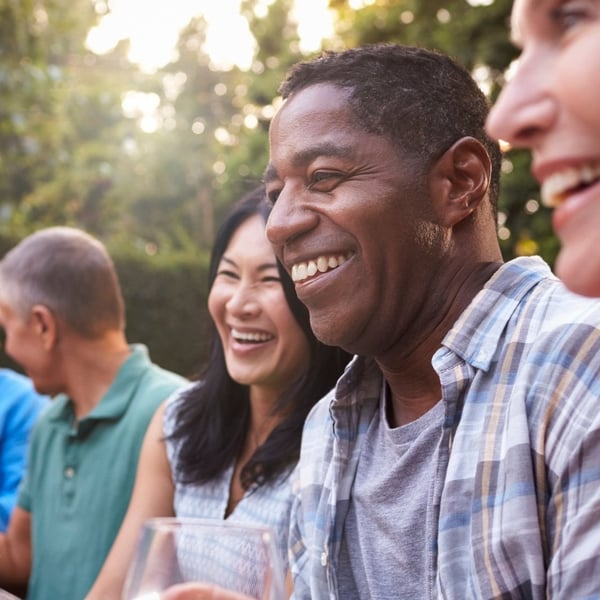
279 43 502 209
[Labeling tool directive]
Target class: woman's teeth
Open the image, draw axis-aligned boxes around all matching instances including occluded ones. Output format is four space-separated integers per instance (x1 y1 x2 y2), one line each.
232 329 274 343
291 254 348 283
541 164 600 208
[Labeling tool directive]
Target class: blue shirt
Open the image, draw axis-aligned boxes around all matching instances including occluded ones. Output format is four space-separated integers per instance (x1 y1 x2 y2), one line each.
289 257 600 599
0 369 48 531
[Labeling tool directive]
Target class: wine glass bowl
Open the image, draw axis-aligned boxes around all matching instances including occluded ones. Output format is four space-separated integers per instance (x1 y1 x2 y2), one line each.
122 518 285 600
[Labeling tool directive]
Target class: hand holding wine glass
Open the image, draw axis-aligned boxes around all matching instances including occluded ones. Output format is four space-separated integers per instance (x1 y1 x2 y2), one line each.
122 518 285 600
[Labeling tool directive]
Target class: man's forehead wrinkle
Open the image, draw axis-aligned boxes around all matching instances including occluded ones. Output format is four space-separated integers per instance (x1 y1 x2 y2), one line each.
291 143 356 169
264 141 356 184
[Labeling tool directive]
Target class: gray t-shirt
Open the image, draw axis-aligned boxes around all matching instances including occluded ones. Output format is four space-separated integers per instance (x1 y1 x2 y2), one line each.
337 385 444 598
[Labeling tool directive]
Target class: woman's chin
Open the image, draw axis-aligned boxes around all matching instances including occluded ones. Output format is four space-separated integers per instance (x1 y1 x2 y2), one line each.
555 246 600 298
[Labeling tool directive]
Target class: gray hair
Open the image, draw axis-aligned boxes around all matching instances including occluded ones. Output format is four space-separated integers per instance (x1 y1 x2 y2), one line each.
0 227 125 337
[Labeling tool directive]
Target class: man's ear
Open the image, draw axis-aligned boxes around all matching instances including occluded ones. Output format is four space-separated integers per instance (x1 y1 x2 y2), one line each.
31 305 58 350
429 136 492 227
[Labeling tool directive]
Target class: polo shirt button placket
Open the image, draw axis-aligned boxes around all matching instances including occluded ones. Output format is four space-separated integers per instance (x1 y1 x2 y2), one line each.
64 432 79 504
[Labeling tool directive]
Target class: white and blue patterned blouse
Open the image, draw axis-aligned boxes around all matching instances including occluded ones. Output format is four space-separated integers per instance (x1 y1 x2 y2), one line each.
164 389 296 577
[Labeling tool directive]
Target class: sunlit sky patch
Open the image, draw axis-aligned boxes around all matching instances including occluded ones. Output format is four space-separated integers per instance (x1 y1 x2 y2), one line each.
87 0 335 72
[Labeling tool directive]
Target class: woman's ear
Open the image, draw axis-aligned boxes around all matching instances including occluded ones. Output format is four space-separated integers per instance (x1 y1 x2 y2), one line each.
31 304 59 350
429 136 492 227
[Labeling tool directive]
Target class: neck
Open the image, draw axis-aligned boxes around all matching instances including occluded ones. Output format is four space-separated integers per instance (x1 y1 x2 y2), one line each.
225 386 284 517
247 386 284 447
61 332 131 419
380 360 441 427
378 259 502 427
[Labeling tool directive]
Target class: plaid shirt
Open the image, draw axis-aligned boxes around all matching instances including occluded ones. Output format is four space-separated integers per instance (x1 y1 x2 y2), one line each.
289 257 600 599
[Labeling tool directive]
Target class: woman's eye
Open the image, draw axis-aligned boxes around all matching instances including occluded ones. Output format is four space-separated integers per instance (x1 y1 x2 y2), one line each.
215 269 238 280
262 276 282 284
550 0 594 31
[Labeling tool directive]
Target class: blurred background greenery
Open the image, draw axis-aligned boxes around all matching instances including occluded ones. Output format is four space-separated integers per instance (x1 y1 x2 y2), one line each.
0 0 554 376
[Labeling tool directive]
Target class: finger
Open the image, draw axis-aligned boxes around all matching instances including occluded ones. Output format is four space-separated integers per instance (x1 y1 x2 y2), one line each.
161 582 254 600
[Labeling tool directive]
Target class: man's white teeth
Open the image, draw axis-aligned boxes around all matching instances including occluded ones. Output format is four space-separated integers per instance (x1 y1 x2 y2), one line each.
232 329 273 343
541 163 600 208
291 255 347 283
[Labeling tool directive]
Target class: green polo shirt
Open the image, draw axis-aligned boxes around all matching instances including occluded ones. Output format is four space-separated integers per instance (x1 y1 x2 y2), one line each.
17 344 186 600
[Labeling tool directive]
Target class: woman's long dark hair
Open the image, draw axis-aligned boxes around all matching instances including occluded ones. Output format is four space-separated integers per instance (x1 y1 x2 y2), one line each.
170 185 351 489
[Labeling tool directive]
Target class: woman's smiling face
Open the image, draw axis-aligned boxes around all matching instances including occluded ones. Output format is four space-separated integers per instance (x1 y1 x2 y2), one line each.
486 0 600 296
208 214 310 396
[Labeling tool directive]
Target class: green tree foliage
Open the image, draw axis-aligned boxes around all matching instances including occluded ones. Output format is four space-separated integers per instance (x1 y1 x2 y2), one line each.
140 0 306 247
0 0 561 375
2 1 90 226
0 0 307 375
81 0 306 253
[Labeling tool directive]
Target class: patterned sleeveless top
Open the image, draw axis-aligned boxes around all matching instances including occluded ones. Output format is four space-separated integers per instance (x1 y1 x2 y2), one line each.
163 386 296 572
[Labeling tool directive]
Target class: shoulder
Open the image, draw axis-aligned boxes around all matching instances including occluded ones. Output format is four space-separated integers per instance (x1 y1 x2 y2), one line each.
505 285 600 441
491 258 600 347
0 369 40 401
163 381 199 434
0 370 48 423
0 368 30 389
115 352 187 425
136 361 188 401
126 344 187 389
302 355 375 435
522 285 600 356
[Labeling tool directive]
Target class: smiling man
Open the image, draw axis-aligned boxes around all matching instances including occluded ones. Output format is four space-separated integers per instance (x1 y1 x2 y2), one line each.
264 44 600 599
0 227 186 600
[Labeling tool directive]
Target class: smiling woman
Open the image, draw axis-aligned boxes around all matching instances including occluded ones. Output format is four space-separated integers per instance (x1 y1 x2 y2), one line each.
86 0 334 72
486 0 600 297
84 186 350 599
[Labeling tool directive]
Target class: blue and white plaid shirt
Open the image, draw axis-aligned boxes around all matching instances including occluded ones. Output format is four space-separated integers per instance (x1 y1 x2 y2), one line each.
289 256 600 599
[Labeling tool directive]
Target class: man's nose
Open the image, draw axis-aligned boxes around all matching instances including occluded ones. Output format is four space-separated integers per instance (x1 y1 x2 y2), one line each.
266 187 318 248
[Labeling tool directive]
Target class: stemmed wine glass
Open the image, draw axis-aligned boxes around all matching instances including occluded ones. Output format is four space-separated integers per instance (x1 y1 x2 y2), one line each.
122 517 285 600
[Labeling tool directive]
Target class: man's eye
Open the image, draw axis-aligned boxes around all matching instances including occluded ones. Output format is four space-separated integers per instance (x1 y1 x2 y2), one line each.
309 171 343 191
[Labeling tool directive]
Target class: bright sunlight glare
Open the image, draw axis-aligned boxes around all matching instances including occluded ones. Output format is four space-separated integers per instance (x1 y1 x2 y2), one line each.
87 0 334 72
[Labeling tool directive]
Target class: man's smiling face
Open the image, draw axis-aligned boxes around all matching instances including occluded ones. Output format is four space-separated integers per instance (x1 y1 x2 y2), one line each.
265 83 441 357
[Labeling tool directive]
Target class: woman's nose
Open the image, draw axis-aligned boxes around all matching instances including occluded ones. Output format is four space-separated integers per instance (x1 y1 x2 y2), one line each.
225 285 260 319
486 51 557 150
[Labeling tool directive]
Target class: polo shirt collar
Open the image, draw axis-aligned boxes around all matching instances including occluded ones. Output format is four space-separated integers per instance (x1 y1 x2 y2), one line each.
48 344 151 427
